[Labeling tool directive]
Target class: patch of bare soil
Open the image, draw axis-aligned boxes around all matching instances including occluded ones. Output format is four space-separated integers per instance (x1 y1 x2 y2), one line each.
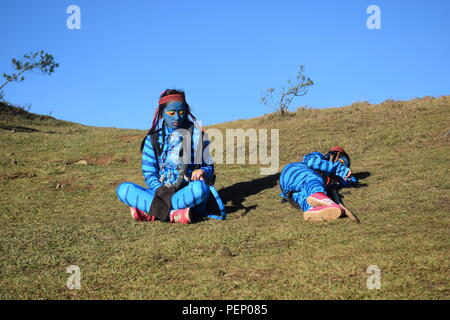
0 172 36 180
117 135 142 142
109 179 129 187
51 154 128 166
87 155 114 165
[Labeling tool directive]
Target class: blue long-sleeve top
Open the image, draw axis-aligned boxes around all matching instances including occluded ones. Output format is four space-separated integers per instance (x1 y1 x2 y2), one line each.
141 122 214 193
302 152 357 187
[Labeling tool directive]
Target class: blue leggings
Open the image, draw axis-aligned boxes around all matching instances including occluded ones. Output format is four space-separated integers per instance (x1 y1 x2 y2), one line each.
116 180 211 215
290 178 326 212
280 163 327 212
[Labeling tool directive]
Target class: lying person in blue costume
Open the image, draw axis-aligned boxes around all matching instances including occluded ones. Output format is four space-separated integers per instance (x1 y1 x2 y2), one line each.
279 146 359 221
116 89 215 224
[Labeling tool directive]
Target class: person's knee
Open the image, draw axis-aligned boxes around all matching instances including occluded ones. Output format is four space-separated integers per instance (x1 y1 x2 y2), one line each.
190 180 210 200
116 182 133 201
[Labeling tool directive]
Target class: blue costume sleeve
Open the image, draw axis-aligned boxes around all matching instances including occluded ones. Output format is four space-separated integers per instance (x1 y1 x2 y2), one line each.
337 176 359 188
142 135 163 193
302 152 350 180
193 127 214 179
200 139 214 178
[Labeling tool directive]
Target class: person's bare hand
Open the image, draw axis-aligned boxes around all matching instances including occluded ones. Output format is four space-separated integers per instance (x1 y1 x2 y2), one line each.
191 169 205 181
345 169 352 179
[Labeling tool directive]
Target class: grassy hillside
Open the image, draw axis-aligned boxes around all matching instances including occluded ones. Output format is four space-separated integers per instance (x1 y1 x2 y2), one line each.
0 97 449 299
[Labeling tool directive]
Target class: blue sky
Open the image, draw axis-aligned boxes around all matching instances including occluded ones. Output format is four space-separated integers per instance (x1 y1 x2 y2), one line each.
0 0 449 129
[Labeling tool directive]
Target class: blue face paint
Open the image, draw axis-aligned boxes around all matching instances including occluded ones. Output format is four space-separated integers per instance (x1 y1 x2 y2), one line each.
162 101 188 129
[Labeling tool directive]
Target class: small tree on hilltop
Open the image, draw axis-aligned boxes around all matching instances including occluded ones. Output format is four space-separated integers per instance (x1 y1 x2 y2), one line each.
0 51 59 101
260 65 314 117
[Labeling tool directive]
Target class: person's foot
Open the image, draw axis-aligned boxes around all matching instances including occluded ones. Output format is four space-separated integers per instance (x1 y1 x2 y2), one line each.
169 208 191 224
307 192 336 207
130 207 155 222
303 204 343 221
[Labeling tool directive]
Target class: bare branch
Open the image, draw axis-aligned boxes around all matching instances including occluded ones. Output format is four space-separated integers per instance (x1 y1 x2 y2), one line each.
260 65 314 116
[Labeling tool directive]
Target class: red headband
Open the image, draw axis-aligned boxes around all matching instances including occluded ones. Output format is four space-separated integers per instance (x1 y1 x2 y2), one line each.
159 93 186 105
329 146 346 154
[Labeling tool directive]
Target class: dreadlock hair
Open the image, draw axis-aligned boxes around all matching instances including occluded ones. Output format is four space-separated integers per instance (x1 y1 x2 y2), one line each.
140 89 197 152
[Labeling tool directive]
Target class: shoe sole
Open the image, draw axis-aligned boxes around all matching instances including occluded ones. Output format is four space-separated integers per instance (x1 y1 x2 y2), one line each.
130 207 139 221
307 196 335 208
303 207 342 222
130 207 154 222
186 211 192 223
183 208 192 224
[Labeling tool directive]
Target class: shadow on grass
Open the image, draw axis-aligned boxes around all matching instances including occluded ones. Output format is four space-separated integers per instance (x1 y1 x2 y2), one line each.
353 171 371 181
0 124 39 132
0 124 57 134
216 173 281 216
336 171 371 201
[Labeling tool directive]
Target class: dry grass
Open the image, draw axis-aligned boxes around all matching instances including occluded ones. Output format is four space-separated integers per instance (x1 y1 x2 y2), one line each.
0 96 449 299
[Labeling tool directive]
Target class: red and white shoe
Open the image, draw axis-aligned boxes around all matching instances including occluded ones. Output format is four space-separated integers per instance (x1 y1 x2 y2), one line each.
130 207 155 222
307 192 337 207
169 208 191 224
303 204 343 222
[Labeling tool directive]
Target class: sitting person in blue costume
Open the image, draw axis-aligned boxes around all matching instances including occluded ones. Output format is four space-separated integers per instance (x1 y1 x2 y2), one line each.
279 146 359 221
116 89 214 224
